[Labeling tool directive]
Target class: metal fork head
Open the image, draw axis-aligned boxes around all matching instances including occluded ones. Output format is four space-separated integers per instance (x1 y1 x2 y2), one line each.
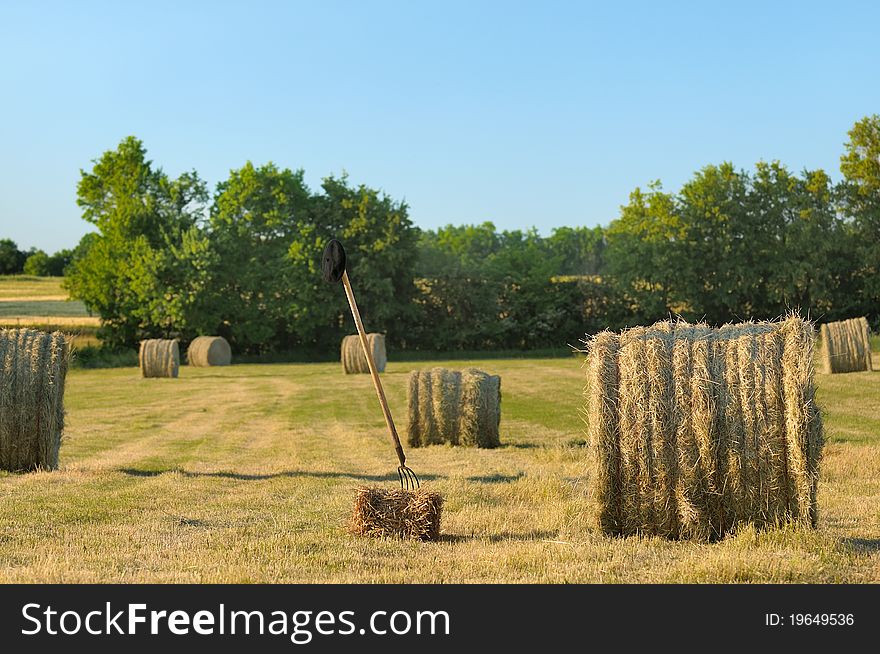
397 465 420 490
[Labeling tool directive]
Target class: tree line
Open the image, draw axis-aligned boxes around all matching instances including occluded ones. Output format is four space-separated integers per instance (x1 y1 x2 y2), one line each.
10 115 880 353
0 239 74 276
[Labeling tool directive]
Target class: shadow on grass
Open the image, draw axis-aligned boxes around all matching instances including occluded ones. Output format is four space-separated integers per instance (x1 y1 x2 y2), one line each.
843 537 880 553
465 472 524 484
439 530 557 543
117 467 443 483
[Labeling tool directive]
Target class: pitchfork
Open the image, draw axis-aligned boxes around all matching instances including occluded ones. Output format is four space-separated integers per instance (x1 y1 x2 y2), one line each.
322 239 420 490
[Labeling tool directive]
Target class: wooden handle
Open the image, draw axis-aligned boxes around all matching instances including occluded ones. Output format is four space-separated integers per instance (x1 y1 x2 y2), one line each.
341 270 407 467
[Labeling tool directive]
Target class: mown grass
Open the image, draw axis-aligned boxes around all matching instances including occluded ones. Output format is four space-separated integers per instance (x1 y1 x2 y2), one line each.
0 275 67 299
0 353 877 583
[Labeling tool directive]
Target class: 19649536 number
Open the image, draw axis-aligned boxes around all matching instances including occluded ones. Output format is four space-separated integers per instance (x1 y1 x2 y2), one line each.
766 613 854 626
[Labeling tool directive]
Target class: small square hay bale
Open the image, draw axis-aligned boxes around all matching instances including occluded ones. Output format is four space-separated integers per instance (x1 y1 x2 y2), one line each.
350 486 443 541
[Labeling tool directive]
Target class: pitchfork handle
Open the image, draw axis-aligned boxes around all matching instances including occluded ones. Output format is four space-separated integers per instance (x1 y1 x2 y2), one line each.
341 270 407 468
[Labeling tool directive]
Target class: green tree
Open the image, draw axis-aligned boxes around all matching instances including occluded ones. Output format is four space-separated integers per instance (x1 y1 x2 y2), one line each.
546 225 606 276
23 249 51 276
839 115 880 321
413 223 587 349
287 174 419 350
65 137 208 346
0 239 26 274
605 182 681 322
674 163 752 322
750 164 854 320
201 162 312 351
46 248 73 276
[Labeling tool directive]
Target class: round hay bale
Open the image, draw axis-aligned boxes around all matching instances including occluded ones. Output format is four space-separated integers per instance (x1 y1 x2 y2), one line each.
406 370 422 448
820 317 872 374
406 367 501 448
417 367 442 445
139 339 179 378
459 368 502 448
432 368 462 446
0 328 69 471
187 336 232 367
584 315 823 540
340 333 386 374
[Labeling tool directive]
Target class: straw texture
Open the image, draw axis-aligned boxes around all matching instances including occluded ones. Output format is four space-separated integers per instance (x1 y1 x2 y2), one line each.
350 486 443 541
407 367 501 448
139 339 179 378
0 328 69 471
340 333 387 374
584 316 823 540
187 336 232 367
820 317 873 374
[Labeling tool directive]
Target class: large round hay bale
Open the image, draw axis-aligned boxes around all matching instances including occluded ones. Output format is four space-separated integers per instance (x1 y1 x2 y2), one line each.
340 333 386 374
820 317 872 374
139 339 179 378
584 316 823 541
406 367 501 448
187 336 232 367
0 328 69 471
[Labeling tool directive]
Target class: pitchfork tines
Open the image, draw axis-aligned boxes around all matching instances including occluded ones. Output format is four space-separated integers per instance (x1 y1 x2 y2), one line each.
398 465 420 490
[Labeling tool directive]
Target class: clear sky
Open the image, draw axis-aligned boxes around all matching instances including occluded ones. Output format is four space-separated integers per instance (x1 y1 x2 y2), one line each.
1 1 878 252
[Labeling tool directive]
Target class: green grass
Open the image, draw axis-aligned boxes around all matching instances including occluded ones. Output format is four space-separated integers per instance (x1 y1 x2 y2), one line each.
0 299 89 317
0 354 878 583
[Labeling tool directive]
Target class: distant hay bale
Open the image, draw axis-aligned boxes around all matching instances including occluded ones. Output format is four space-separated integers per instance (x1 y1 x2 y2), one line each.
350 486 443 541
0 328 69 471
407 367 501 448
340 333 386 374
820 317 872 374
187 336 232 367
139 339 179 378
584 316 823 541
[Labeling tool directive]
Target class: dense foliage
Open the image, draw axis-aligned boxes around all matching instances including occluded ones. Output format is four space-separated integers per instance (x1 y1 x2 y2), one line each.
21 117 880 352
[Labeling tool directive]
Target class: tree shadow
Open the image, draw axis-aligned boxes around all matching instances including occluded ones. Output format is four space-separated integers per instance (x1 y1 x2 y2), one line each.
465 472 525 484
843 537 880 553
117 467 443 483
439 529 558 544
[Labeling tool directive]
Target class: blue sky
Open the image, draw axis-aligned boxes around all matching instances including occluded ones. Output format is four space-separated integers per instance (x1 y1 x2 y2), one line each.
1 1 878 252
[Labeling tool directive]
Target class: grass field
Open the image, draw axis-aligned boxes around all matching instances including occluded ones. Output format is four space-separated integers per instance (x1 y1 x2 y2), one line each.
0 354 877 583
0 275 68 299
0 276 99 347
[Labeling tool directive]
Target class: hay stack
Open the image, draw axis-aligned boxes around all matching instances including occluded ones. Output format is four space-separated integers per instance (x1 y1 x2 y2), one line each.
407 367 501 448
350 486 443 541
139 339 179 378
820 317 873 374
0 328 69 471
584 316 823 541
340 333 386 374
187 336 232 367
